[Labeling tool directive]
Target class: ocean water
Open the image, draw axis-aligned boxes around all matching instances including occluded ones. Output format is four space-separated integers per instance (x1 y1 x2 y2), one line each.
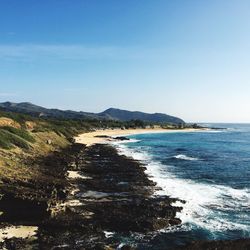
113 124 250 249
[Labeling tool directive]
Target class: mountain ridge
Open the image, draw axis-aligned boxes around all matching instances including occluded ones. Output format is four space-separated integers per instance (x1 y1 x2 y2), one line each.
0 102 185 124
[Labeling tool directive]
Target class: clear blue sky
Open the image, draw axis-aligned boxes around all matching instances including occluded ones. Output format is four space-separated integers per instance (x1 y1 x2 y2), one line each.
0 0 249 122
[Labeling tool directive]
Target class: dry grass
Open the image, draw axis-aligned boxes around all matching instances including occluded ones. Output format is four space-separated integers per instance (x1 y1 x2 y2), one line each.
0 130 69 186
0 117 21 129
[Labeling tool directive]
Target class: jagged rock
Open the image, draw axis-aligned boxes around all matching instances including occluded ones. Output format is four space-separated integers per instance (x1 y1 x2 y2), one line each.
0 143 183 248
113 136 130 141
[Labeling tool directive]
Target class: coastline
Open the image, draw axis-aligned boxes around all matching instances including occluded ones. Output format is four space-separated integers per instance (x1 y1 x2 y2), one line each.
74 127 250 249
0 142 183 249
1 129 250 249
75 127 208 146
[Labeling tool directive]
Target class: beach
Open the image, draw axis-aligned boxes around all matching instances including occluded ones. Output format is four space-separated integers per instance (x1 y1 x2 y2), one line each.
75 127 206 146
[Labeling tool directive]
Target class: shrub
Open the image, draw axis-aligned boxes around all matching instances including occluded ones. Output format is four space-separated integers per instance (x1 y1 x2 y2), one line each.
2 126 35 143
0 129 30 150
0 131 12 149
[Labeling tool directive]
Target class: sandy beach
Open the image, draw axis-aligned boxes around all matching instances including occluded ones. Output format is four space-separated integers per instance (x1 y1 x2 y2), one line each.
75 128 207 146
0 226 38 242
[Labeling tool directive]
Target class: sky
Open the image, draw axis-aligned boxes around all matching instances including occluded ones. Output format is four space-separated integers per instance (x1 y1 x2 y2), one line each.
0 0 250 123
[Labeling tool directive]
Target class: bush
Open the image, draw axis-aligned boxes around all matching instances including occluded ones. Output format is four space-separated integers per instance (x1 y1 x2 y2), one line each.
2 126 35 143
0 129 30 150
0 131 12 149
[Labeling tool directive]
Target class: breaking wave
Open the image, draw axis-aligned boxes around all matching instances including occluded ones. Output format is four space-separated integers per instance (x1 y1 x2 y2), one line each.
114 143 250 237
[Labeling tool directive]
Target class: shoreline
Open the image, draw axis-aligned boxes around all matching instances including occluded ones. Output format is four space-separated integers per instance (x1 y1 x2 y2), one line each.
0 142 183 248
75 127 209 146
1 139 249 249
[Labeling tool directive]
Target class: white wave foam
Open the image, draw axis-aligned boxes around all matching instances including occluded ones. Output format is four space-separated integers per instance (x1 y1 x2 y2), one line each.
104 231 114 238
115 143 250 234
115 144 151 161
202 130 226 133
173 154 200 161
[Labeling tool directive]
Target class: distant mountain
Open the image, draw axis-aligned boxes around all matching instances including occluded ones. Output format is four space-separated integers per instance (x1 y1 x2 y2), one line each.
0 102 97 120
98 108 184 124
0 102 185 124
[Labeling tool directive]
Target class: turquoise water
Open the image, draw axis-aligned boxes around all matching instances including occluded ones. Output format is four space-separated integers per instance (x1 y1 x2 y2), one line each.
114 124 250 249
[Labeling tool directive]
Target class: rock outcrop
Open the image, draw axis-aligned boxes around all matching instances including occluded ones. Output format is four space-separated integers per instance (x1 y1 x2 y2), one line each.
0 143 183 249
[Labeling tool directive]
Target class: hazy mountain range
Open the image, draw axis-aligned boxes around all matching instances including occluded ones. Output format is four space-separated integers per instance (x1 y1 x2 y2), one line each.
0 102 185 124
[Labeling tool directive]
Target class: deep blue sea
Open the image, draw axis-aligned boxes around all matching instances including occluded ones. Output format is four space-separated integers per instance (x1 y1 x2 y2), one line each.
114 124 250 249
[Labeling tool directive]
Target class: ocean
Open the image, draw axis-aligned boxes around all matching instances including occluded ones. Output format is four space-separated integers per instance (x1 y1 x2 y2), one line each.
113 124 250 249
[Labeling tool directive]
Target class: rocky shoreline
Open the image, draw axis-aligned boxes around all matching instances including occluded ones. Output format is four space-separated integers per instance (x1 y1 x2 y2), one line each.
1 141 249 249
0 142 184 249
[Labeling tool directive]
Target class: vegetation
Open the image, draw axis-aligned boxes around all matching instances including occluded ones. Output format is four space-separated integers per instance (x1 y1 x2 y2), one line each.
0 108 190 150
0 109 126 149
0 129 30 150
0 109 36 128
32 118 149 138
1 126 35 143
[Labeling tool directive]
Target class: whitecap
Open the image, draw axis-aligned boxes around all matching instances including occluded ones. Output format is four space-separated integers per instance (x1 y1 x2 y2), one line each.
173 154 200 161
115 143 250 235
104 231 114 238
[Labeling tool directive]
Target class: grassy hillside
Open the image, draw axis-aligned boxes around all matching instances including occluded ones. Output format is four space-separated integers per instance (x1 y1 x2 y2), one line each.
0 127 35 149
0 109 138 150
0 108 168 150
0 109 194 193
0 109 152 171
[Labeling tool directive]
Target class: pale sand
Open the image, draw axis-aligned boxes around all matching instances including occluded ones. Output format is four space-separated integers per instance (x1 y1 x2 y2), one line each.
67 170 92 179
0 226 38 242
75 128 207 146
